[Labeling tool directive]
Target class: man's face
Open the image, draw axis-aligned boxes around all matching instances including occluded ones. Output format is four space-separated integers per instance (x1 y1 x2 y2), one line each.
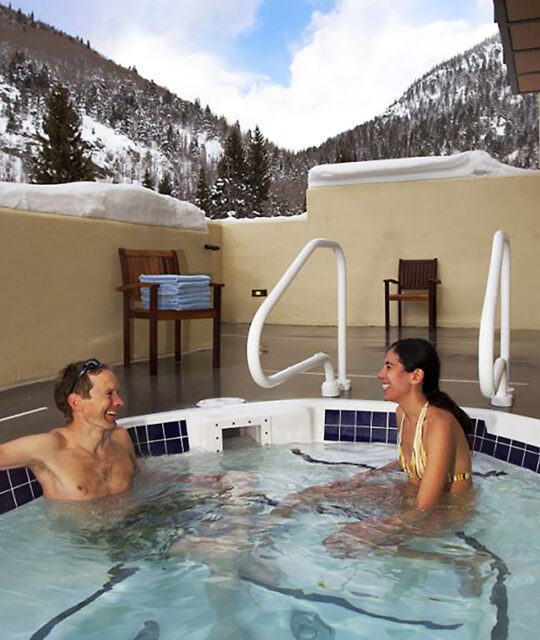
75 370 124 429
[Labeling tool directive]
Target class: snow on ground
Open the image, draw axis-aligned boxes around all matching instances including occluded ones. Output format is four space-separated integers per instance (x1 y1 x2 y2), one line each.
308 150 533 188
211 212 308 224
200 135 222 161
0 80 19 102
0 181 207 230
82 115 142 154
81 114 156 183
0 150 23 182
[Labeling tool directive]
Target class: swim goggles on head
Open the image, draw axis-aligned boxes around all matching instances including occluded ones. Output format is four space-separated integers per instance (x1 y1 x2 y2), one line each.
69 358 102 393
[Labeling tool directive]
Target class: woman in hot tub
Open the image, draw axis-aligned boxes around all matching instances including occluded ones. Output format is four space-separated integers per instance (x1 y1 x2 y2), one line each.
279 338 473 552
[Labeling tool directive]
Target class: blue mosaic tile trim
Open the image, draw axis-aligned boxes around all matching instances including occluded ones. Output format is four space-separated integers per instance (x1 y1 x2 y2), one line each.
468 419 540 473
127 420 190 457
324 409 398 444
0 467 43 515
324 410 540 475
0 421 189 515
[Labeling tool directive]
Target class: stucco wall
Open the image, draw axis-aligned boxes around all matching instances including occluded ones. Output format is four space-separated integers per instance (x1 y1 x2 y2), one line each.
219 172 540 330
0 206 222 387
2 171 539 387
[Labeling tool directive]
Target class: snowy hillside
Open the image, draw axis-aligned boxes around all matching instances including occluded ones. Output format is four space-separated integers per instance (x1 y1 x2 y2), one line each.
0 5 537 221
303 36 537 170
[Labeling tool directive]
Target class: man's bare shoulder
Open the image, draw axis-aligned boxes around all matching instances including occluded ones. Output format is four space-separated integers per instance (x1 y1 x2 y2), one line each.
111 427 133 446
48 425 70 441
0 430 65 470
111 427 136 458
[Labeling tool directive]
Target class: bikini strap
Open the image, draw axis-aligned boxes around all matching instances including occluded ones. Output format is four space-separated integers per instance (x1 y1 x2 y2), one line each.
412 402 429 453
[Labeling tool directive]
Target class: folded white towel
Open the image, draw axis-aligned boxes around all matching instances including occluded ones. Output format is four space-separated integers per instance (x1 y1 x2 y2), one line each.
176 294 210 304
141 293 210 306
139 274 211 283
141 288 210 299
141 283 210 296
141 285 211 309
158 282 210 293
142 299 212 311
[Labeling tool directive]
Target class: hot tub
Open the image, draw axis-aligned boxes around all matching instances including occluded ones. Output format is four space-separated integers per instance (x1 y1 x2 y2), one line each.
1 398 539 640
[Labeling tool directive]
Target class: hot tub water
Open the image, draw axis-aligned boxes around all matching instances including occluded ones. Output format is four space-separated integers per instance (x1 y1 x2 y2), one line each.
0 442 538 640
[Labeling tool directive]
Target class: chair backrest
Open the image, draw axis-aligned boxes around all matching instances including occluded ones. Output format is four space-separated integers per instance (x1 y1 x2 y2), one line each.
119 248 180 301
398 259 438 291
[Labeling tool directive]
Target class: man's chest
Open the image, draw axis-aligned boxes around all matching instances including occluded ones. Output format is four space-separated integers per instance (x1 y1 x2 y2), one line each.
37 446 135 499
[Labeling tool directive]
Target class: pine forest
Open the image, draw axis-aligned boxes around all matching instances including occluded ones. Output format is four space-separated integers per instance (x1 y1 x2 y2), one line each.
0 4 537 219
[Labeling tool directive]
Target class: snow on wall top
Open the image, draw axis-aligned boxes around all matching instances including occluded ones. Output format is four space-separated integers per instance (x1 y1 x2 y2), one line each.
308 150 532 188
0 181 207 231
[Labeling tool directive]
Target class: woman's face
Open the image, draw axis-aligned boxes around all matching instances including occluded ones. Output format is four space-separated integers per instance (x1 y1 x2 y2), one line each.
377 349 416 402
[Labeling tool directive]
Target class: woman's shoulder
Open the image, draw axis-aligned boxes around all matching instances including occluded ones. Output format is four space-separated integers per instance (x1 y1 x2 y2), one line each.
425 405 458 435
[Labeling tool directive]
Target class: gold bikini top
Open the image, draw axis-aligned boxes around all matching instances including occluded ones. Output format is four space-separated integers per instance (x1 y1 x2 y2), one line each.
398 403 471 483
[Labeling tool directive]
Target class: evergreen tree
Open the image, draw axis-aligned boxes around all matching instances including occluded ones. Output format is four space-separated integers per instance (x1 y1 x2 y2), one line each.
207 177 229 219
158 171 173 195
142 168 154 190
5 103 18 133
335 139 357 163
194 165 211 213
31 84 95 184
217 121 247 215
247 125 270 213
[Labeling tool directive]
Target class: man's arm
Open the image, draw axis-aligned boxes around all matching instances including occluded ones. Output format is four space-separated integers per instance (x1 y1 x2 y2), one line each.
0 432 61 471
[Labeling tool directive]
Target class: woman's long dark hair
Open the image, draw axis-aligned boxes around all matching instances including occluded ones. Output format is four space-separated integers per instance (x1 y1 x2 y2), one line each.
390 338 472 436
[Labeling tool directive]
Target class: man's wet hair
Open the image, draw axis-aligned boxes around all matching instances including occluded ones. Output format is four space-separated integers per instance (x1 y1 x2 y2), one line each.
54 359 110 422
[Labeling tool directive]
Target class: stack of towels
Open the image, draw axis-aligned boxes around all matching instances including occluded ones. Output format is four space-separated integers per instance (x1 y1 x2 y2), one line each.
139 274 211 310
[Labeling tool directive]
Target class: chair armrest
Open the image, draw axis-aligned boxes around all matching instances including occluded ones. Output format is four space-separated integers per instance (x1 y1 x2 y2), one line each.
383 278 399 284
115 282 159 292
428 278 441 285
210 282 225 288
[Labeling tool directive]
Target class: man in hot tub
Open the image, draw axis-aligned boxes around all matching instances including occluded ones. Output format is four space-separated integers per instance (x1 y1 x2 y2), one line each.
0 358 256 504
0 359 137 500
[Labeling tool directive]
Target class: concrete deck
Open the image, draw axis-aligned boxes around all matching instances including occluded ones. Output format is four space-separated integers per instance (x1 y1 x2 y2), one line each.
0 324 538 443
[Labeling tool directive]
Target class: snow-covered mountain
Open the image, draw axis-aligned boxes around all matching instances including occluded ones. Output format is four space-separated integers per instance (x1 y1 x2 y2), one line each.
304 36 537 170
0 5 537 219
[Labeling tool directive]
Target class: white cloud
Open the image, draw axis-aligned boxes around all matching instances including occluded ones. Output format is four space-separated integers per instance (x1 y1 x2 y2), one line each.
93 0 262 58
107 26 261 106
99 0 498 150
476 0 495 14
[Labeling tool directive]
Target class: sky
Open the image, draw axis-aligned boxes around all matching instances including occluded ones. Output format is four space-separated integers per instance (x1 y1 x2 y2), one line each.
9 0 498 151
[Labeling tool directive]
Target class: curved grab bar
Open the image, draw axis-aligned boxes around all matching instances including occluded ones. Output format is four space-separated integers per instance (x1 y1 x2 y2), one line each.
478 230 513 407
247 238 351 397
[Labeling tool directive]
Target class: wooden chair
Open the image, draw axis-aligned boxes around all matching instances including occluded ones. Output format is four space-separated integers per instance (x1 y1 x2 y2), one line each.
384 259 440 331
117 248 224 375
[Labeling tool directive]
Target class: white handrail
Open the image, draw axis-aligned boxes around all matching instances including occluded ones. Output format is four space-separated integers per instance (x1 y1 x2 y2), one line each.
247 238 351 397
478 230 513 407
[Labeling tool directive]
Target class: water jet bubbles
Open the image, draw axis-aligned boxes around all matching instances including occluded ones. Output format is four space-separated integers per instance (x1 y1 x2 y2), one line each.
290 610 335 640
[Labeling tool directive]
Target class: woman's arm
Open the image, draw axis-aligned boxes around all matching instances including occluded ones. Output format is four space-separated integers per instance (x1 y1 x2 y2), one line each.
325 458 401 490
273 459 401 517
324 415 457 555
334 414 455 543
415 414 455 510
